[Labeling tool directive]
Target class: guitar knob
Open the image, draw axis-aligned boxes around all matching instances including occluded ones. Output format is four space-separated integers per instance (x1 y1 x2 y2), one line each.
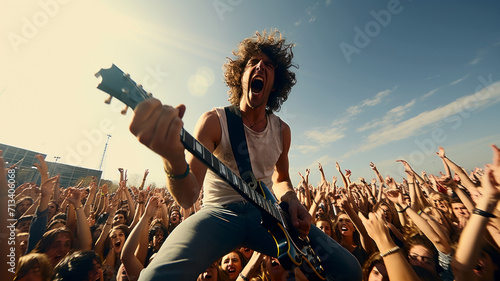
121 106 129 115
104 95 112 104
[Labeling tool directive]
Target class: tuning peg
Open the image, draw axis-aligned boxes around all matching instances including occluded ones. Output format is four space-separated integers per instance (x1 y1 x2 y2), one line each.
104 95 112 104
121 105 129 115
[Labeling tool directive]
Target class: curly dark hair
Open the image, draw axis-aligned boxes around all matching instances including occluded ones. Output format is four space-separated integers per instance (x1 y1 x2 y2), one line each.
223 29 297 113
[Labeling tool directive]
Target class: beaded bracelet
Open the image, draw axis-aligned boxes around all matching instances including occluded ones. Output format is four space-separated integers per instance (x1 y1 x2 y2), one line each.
380 246 400 257
164 164 190 180
397 205 409 213
473 208 496 218
239 273 249 281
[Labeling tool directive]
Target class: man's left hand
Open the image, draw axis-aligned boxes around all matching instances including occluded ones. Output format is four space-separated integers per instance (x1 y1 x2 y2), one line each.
281 191 311 236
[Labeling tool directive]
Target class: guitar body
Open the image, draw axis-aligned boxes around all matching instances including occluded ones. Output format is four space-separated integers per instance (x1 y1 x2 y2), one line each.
95 64 326 281
256 182 326 281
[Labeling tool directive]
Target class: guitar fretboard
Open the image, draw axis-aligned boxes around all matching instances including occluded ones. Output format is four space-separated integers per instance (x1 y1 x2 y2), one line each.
180 127 282 221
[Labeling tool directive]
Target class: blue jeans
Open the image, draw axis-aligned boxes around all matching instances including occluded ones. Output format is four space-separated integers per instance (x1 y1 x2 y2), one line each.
138 201 362 281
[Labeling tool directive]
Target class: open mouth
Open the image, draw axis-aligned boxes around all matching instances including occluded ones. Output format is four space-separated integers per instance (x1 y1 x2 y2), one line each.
474 262 484 275
271 259 280 268
251 77 264 93
203 272 213 279
341 226 348 231
114 240 122 248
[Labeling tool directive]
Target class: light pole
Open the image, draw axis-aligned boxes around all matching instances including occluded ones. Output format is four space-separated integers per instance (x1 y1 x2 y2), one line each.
98 134 111 185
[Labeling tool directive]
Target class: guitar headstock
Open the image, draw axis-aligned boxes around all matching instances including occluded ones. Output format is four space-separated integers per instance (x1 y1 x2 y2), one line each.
95 64 152 113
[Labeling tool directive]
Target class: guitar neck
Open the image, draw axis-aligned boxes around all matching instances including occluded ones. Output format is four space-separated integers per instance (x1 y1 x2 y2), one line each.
179 128 281 220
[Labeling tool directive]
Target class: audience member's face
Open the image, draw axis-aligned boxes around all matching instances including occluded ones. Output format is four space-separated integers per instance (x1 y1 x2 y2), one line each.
408 245 436 274
17 200 32 215
221 252 242 281
48 202 57 218
197 263 218 281
110 228 126 254
316 220 332 237
337 214 354 237
473 250 495 281
368 261 388 281
170 211 181 224
45 233 72 265
239 247 253 260
17 264 43 281
152 229 165 248
431 195 449 213
451 203 470 219
265 256 286 278
113 214 126 226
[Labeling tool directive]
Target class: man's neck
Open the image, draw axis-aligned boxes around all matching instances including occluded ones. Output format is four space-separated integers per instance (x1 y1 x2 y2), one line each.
239 105 268 131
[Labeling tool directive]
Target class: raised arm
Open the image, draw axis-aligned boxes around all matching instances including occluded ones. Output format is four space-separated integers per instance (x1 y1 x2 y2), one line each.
121 196 160 280
66 187 92 251
436 146 478 194
339 194 375 254
360 212 420 281
335 162 349 189
138 169 149 191
452 164 500 281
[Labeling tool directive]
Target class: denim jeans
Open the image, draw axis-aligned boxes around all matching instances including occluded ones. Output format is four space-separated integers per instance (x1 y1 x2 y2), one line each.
138 201 362 281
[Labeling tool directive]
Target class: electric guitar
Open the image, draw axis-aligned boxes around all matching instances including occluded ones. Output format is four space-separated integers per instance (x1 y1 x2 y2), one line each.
95 64 326 280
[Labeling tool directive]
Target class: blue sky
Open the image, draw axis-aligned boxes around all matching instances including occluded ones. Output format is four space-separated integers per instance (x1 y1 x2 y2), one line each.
1 0 499 188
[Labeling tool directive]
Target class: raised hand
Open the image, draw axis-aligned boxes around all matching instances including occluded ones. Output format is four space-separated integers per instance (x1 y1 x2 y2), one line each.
335 162 341 172
66 187 83 207
396 159 412 174
436 146 446 158
359 212 391 246
34 154 49 182
385 189 404 206
345 169 352 178
489 144 500 186
369 162 376 170
145 196 161 218
385 176 397 190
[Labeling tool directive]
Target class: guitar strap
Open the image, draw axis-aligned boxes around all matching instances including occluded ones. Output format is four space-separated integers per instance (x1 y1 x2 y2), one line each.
224 105 259 190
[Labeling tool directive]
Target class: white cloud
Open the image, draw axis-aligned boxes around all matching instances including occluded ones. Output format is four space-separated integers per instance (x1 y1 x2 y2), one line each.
343 81 500 157
295 144 321 154
357 99 416 132
305 127 346 146
421 87 440 99
449 74 470 86
302 87 394 147
467 57 481 65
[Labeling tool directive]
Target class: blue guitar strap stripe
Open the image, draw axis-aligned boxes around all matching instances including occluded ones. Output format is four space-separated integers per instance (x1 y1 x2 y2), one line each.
224 105 257 188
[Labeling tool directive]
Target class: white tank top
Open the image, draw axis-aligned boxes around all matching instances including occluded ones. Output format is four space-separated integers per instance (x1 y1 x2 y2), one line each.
202 107 283 206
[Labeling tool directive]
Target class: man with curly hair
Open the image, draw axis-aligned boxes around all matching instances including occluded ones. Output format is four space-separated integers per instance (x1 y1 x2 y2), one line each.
130 29 361 280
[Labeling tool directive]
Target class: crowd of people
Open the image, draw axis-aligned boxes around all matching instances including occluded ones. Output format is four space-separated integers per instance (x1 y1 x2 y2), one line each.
2 144 499 281
3 29 500 281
